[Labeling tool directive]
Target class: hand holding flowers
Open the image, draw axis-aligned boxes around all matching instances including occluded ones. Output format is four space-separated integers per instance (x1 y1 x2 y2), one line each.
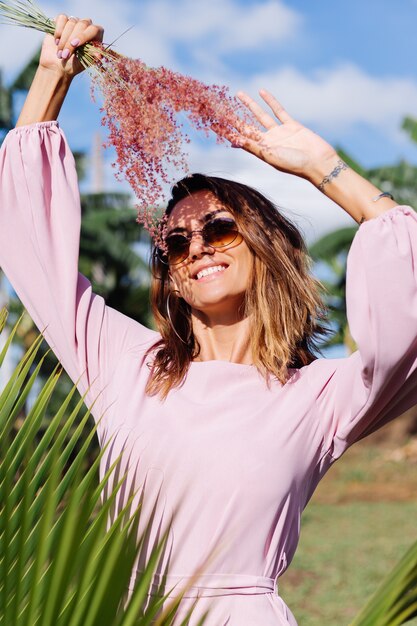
0 0 259 243
39 14 104 77
4 0 387 235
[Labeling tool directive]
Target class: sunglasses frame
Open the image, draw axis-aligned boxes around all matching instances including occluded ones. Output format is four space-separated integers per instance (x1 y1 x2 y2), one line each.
156 216 241 265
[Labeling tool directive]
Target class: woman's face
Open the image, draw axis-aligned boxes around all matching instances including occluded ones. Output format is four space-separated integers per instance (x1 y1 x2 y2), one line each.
167 190 253 318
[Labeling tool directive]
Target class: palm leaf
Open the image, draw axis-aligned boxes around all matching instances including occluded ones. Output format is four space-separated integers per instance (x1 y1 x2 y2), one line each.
0 308 208 625
402 116 417 145
309 226 357 262
350 538 417 626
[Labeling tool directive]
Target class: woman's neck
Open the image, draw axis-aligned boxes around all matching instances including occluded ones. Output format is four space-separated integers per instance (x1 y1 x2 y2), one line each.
191 311 253 363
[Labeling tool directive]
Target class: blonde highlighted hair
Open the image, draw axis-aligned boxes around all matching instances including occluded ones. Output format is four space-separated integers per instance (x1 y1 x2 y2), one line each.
145 174 330 399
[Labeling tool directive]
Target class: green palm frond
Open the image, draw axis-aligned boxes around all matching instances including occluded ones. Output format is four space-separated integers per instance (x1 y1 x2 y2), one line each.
351 538 417 626
0 308 206 625
402 116 417 145
0 307 7 332
309 226 357 263
10 47 40 91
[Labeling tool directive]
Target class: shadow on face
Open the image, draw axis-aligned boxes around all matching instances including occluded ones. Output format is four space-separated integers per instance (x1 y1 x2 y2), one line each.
167 190 253 321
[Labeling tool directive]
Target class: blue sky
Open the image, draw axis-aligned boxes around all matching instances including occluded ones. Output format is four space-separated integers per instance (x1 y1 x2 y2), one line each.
1 0 417 242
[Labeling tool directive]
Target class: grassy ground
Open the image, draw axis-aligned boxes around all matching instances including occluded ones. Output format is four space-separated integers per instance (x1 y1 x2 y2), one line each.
279 440 417 625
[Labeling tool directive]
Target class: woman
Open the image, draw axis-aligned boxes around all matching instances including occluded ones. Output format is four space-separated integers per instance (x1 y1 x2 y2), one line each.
1 16 417 626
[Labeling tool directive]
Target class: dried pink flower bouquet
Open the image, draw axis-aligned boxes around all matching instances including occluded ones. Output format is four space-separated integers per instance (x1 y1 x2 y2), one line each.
93 52 257 243
0 0 258 243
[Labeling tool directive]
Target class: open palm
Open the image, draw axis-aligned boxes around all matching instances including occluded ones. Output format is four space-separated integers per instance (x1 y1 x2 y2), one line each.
235 90 337 185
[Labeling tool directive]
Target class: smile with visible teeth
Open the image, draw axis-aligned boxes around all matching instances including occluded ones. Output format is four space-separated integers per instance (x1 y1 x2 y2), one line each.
196 264 228 280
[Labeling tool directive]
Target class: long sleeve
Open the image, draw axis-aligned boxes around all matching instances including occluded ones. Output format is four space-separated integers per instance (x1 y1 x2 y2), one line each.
308 206 417 463
0 121 157 422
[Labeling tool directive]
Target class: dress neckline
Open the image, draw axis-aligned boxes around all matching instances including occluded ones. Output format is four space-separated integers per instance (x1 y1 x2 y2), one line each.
190 359 254 368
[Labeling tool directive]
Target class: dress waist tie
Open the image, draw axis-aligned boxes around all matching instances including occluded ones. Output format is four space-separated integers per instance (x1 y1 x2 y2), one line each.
139 573 277 598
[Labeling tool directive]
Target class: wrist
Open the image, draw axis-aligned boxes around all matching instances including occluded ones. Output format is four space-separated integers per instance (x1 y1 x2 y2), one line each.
308 151 342 188
311 158 397 222
36 64 75 87
16 66 74 127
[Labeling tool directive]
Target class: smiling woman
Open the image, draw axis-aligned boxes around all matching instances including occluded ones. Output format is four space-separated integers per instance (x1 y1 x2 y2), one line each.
1 15 417 626
147 173 329 398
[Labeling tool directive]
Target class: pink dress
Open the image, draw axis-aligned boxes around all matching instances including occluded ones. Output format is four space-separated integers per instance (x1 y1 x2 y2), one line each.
1 121 417 626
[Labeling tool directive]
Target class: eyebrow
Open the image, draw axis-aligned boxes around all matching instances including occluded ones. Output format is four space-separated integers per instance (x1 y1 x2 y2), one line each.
166 209 227 237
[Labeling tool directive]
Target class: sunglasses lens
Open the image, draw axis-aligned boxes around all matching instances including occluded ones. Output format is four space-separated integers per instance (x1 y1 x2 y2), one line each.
160 218 241 265
165 234 189 265
204 218 239 248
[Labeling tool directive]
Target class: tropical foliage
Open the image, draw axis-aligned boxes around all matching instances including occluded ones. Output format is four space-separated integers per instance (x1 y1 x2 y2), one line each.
350 536 417 626
1 18 417 626
79 191 151 326
2 309 417 625
0 308 206 626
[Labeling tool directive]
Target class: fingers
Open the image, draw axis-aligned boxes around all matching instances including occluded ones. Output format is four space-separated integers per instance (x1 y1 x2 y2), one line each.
237 89 294 127
259 89 293 124
231 118 262 142
54 14 68 44
54 14 104 60
237 91 277 130
231 134 265 157
210 115 261 146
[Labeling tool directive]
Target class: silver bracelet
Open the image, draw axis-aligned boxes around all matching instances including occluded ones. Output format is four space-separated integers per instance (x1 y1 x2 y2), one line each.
318 159 349 192
359 192 395 224
372 191 395 202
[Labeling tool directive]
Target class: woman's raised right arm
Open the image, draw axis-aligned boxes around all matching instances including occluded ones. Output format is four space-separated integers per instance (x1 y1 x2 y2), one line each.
17 16 104 125
0 19 157 425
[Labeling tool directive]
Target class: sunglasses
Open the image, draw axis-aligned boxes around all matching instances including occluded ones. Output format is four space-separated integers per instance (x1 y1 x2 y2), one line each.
157 217 242 265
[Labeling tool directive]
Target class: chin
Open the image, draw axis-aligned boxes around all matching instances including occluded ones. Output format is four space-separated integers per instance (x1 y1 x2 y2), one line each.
190 292 246 316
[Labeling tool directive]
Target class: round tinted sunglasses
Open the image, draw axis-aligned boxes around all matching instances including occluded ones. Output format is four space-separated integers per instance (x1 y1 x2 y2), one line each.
157 216 242 265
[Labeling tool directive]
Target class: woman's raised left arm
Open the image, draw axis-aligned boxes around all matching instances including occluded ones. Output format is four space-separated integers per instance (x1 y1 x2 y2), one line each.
234 90 417 464
234 90 397 223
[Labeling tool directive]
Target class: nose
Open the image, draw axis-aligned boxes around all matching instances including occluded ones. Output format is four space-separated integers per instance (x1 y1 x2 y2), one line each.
188 232 214 260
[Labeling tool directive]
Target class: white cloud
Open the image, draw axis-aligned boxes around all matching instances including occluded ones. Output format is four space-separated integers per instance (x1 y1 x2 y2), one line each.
0 0 301 78
141 0 301 52
66 0 174 66
215 0 301 52
154 0 302 79
245 63 417 138
0 0 413 245
0 0 173 79
113 0 302 73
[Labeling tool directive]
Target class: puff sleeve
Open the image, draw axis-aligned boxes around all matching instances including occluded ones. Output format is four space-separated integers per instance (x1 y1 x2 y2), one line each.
308 206 417 464
0 122 156 422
